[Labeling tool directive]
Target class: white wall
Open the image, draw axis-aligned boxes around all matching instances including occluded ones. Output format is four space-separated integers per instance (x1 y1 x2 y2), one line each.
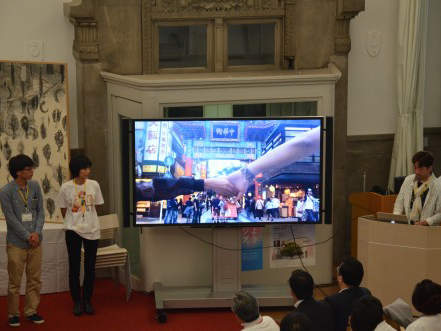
348 0 441 135
0 0 78 148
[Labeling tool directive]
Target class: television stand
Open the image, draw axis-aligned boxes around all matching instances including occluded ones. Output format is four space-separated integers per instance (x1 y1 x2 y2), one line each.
153 227 293 323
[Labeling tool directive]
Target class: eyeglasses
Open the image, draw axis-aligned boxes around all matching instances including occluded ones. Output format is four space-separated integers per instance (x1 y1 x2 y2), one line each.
22 167 35 172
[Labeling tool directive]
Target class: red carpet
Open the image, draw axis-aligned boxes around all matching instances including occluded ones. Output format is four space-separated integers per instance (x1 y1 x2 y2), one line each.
0 278 241 330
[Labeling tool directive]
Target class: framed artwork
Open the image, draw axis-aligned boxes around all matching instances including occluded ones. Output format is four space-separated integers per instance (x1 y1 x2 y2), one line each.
0 61 70 223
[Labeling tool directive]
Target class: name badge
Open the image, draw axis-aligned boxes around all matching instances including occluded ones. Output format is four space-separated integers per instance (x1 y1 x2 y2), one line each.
22 213 33 222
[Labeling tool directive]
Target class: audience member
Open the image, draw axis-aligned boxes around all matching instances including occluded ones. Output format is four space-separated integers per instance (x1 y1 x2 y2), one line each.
350 295 395 331
406 279 441 331
232 291 279 331
288 270 334 331
325 256 371 331
280 312 311 331
383 298 415 329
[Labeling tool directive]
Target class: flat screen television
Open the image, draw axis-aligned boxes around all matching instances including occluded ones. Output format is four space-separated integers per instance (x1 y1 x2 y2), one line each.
122 117 333 227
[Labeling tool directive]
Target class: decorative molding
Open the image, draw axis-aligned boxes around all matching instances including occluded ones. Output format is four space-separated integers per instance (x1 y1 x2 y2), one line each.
142 0 288 73
143 2 153 74
101 63 341 90
347 133 394 142
63 0 95 18
284 0 296 59
215 18 224 72
334 0 365 55
69 17 99 61
151 0 284 15
334 18 351 55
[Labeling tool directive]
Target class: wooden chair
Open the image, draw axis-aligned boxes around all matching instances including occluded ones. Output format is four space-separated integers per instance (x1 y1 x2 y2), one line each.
81 214 132 301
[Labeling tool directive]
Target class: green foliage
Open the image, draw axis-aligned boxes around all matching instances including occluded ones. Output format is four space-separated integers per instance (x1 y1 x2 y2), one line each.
279 241 304 259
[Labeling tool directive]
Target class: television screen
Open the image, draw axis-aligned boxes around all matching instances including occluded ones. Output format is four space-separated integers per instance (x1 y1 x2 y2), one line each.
132 118 325 226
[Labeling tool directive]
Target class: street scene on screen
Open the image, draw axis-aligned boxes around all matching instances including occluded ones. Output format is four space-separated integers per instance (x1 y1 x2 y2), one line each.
134 119 321 225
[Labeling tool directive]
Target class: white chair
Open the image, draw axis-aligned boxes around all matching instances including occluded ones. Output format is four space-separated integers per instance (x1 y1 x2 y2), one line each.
81 214 132 301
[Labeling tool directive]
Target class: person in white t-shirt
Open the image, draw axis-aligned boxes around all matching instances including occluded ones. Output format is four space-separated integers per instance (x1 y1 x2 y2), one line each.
255 197 265 221
232 291 280 331
55 156 104 317
406 279 441 331
272 197 281 219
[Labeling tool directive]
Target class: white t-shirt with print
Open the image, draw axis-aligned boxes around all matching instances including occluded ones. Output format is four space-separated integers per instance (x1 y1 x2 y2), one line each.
56 179 104 240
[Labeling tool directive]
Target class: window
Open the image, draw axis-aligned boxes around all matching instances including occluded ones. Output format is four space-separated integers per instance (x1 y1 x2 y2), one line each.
154 19 281 73
154 22 213 73
164 102 317 118
225 19 280 70
164 106 204 117
227 23 276 66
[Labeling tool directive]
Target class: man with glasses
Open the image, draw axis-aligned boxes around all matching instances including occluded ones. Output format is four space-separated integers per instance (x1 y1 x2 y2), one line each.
0 154 45 327
325 257 371 331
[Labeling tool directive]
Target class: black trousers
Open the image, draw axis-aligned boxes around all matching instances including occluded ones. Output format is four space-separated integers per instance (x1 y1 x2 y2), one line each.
65 230 99 303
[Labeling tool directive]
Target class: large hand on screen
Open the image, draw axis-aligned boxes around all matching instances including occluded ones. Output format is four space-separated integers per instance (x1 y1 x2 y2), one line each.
204 177 239 198
226 170 249 200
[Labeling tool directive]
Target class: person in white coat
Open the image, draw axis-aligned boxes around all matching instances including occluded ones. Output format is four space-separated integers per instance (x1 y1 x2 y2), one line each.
393 151 441 226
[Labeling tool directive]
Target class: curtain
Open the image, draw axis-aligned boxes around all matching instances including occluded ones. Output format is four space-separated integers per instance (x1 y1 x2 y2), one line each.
388 0 428 191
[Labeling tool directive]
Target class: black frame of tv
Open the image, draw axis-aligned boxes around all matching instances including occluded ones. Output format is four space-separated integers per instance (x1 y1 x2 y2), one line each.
122 116 333 227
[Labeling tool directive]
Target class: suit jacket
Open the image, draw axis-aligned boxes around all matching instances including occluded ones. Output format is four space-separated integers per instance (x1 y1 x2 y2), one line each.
325 287 371 331
296 297 335 331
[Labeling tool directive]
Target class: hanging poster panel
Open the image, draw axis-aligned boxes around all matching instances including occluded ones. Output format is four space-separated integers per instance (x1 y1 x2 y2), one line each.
270 224 315 268
0 61 70 223
241 227 263 271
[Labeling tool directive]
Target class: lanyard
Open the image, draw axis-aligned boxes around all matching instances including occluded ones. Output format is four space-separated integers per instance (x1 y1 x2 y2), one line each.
74 179 86 197
17 184 29 209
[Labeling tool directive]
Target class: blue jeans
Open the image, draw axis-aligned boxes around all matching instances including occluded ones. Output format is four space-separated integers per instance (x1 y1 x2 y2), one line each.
305 209 315 221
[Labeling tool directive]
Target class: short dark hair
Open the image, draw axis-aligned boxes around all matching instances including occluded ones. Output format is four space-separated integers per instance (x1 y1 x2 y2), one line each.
280 312 311 331
8 154 34 179
412 151 434 168
338 256 364 287
412 279 441 315
69 155 92 178
289 270 314 300
232 291 259 323
350 295 384 331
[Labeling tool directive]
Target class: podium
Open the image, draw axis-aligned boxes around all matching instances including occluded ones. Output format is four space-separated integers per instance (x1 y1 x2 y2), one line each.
357 216 441 314
349 192 397 256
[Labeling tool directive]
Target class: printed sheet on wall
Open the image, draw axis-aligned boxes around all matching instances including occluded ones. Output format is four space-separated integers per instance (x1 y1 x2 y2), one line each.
270 224 316 268
0 61 69 223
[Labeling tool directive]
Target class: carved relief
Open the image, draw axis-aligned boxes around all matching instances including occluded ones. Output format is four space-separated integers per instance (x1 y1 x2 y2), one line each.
334 0 364 55
153 0 282 13
70 18 99 61
284 0 296 59
334 18 351 55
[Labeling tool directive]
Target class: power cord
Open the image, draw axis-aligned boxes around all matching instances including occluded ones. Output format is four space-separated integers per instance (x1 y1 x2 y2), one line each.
177 223 343 253
289 225 330 298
